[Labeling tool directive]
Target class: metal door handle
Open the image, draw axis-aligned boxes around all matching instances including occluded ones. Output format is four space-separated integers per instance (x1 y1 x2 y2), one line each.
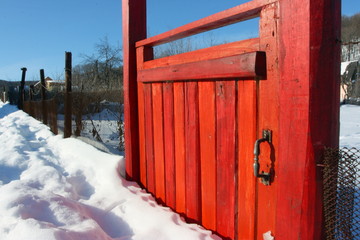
253 129 272 185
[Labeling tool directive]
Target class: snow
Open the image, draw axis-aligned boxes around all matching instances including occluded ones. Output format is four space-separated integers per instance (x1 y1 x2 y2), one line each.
341 60 357 75
0 101 359 240
340 104 360 148
0 102 220 240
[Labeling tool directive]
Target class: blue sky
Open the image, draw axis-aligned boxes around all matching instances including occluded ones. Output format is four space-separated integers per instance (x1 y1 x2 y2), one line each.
0 0 358 81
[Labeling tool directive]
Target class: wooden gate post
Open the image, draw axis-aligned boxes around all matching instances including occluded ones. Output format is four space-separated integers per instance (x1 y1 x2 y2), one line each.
122 0 147 181
276 0 341 239
64 52 72 138
40 69 48 125
18 67 27 110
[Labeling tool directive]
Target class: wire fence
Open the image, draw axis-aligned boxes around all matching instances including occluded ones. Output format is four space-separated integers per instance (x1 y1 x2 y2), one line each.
324 147 360 240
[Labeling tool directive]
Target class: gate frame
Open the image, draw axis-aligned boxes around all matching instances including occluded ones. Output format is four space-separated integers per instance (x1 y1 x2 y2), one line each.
122 0 341 239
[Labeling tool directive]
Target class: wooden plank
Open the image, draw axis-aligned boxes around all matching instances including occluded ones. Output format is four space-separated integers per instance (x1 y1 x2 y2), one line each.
198 81 217 230
139 52 266 83
185 81 201 222
143 84 155 194
143 38 259 69
163 82 176 209
122 0 147 181
152 83 166 203
138 82 147 188
136 0 276 47
237 80 257 239
256 4 279 238
276 0 341 239
216 80 236 239
136 47 150 188
173 82 186 215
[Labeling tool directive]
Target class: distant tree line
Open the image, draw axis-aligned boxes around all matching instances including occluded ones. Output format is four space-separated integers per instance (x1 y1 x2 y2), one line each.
342 12 360 61
73 37 123 93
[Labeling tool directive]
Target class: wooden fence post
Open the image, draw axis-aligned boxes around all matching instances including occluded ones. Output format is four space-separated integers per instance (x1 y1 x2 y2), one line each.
40 69 48 125
122 0 147 181
64 52 72 138
18 67 27 110
2 87 6 102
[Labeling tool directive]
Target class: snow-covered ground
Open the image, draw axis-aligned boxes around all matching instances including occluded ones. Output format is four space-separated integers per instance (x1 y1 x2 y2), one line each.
57 108 123 155
0 102 359 240
0 102 220 240
340 104 360 148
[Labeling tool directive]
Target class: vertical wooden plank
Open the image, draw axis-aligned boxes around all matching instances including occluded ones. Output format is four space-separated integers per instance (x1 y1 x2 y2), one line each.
122 0 146 181
216 80 236 239
143 84 155 194
163 82 176 209
198 81 217 230
185 81 201 222
174 82 186 215
237 80 257 240
137 46 154 189
255 4 279 239
152 83 166 203
138 82 147 188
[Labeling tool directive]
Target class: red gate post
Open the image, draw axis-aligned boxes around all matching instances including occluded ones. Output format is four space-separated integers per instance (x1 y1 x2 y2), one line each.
122 0 147 181
276 0 341 239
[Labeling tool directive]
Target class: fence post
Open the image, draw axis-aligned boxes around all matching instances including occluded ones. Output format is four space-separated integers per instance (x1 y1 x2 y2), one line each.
40 69 48 125
29 85 34 101
64 52 72 138
18 67 27 110
122 0 147 181
2 86 5 102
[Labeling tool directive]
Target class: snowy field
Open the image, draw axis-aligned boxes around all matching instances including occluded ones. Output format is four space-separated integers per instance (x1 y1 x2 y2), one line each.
0 102 359 240
0 102 220 240
340 104 360 148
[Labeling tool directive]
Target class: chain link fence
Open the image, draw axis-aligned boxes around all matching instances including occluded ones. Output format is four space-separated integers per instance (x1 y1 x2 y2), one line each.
324 147 360 240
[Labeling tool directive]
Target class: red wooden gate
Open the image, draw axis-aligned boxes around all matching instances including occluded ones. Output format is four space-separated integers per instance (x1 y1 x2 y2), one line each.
122 0 340 239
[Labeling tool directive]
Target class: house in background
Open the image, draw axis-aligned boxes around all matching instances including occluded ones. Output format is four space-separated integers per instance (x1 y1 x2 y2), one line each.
44 77 65 91
341 60 360 103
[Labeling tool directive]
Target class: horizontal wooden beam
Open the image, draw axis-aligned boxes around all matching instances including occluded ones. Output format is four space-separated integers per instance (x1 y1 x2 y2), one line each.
136 0 276 47
138 51 266 83
143 38 260 70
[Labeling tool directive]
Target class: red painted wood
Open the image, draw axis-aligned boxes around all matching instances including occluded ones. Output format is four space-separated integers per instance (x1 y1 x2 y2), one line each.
152 83 166 203
143 38 259 69
122 0 146 181
198 81 217 230
163 82 176 209
137 83 147 188
138 52 266 83
216 81 236 239
136 46 153 189
276 0 341 239
307 1 340 239
173 82 186 215
185 81 201 222
255 4 279 238
136 0 276 47
237 80 257 240
143 84 155 194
